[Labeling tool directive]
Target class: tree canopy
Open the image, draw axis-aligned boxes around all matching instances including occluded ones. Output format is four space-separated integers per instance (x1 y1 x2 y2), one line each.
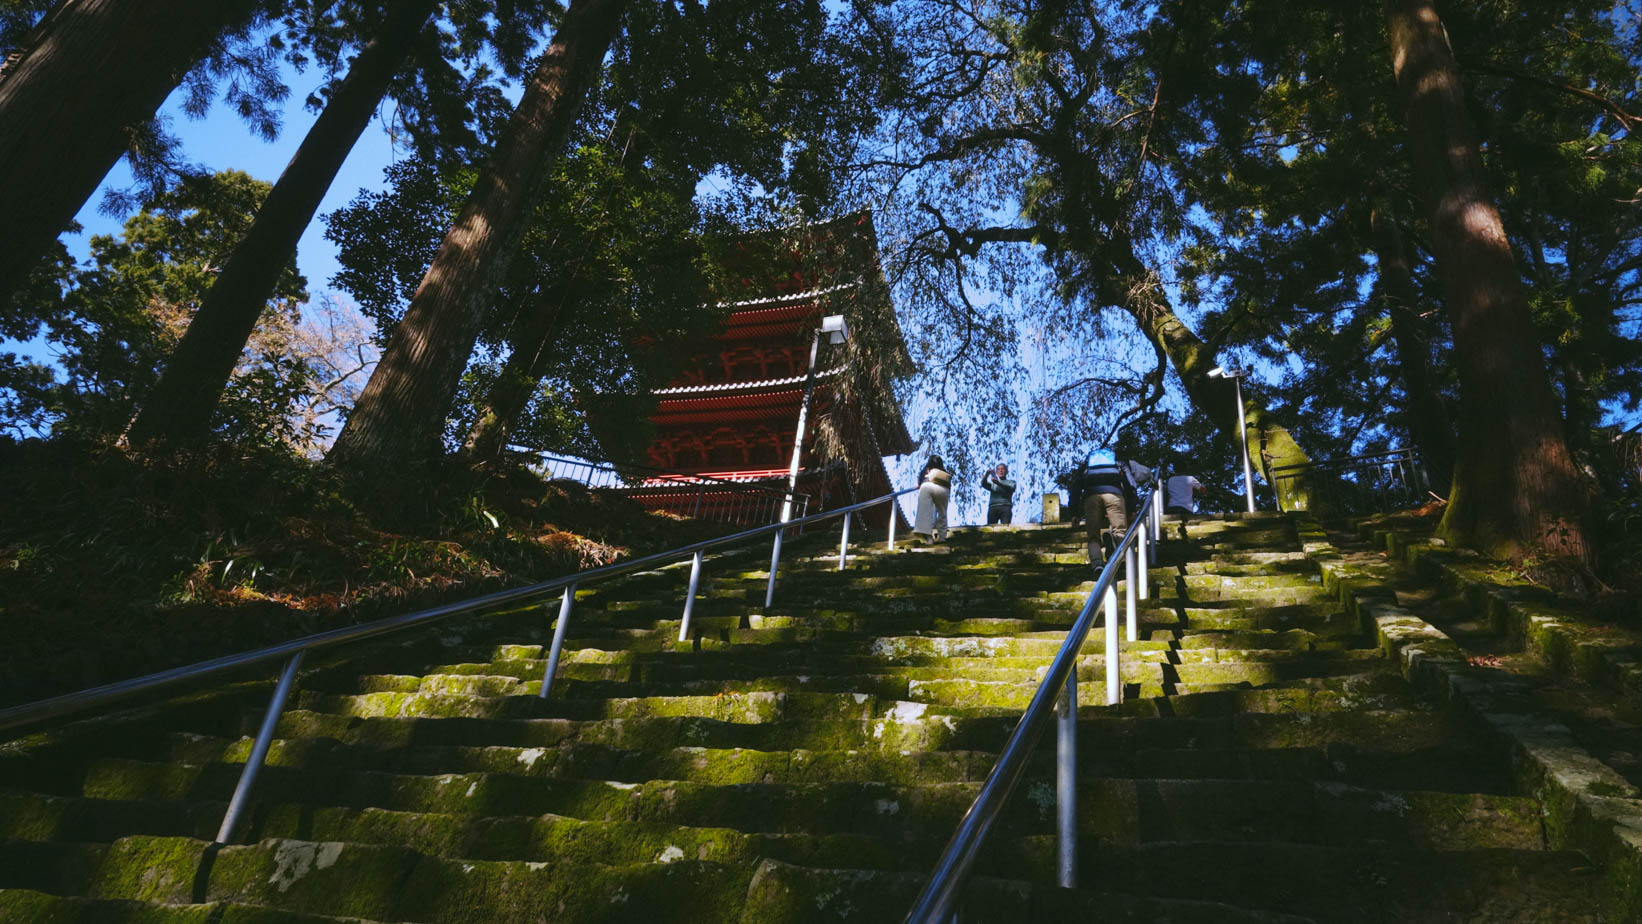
0 0 1637 574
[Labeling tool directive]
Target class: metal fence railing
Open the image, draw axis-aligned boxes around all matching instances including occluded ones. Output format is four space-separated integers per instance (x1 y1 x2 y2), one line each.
906 486 1167 922
1270 448 1430 516
522 451 811 527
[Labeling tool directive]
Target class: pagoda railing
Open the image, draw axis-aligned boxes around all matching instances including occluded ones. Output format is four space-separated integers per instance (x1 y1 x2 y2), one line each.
518 449 811 527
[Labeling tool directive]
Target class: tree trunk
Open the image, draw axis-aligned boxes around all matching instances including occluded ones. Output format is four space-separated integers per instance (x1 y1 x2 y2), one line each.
1384 0 1592 562
1107 254 1315 511
462 283 576 463
1369 199 1455 490
0 0 259 307
126 0 439 447
327 0 624 473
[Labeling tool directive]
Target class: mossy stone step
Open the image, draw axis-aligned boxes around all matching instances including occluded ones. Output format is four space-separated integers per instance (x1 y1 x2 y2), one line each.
78 763 1011 837
737 857 1320 924
254 703 1451 760
897 662 1389 711
0 888 385 923
297 688 898 723
156 733 1004 787
0 835 752 923
1060 840 1602 923
1076 778 1545 850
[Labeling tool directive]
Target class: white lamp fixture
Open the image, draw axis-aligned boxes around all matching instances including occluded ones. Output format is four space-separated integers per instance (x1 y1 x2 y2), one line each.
821 314 849 345
1207 365 1257 513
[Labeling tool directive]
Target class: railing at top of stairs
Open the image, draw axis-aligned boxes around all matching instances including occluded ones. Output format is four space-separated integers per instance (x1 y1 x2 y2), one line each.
906 485 1168 923
515 448 812 526
1270 447 1430 515
0 486 917 848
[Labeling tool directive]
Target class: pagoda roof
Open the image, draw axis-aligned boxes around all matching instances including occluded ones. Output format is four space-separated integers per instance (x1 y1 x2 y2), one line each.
653 367 842 397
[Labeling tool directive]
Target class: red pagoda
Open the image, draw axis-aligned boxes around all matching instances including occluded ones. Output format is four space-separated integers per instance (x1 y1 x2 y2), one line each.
636 213 914 529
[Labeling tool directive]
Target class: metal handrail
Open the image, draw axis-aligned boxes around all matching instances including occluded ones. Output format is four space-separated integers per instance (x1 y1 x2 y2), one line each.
1268 447 1420 475
905 484 1164 922
1270 448 1428 515
0 485 918 844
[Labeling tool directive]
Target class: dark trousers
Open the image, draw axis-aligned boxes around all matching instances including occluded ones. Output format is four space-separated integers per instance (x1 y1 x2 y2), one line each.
987 505 1012 525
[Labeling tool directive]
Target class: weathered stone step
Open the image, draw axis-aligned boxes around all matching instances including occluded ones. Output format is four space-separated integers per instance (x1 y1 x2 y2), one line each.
156 733 1003 786
894 663 1389 711
0 888 388 923
260 777 1541 855
1076 779 1545 849
0 835 751 923
738 857 1320 923
296 688 893 723
51 730 1511 844
1053 840 1601 923
329 645 1386 703
252 703 1448 761
78 763 999 837
299 655 1389 711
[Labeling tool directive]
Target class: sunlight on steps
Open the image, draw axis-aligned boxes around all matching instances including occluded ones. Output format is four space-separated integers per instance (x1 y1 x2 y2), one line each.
0 514 1605 922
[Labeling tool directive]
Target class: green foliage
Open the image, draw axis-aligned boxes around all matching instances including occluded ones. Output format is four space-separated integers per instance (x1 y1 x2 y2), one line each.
1 170 308 443
0 436 725 707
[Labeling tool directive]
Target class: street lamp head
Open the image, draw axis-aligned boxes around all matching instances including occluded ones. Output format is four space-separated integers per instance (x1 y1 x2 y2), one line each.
1207 366 1225 378
821 314 849 344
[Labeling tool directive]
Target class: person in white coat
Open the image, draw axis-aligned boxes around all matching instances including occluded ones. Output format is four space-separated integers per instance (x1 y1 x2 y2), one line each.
914 454 953 542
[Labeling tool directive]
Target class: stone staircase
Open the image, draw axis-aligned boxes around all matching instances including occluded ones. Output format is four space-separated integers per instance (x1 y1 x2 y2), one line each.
0 514 1606 922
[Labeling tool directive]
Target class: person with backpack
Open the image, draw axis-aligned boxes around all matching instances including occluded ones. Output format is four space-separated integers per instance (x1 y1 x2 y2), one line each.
913 454 953 543
1063 449 1153 568
980 462 1016 525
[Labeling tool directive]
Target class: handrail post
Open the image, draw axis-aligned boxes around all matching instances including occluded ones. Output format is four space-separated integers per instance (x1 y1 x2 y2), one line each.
1124 543 1138 642
764 530 783 610
887 502 897 551
539 583 576 699
1136 517 1149 601
215 649 305 845
679 551 704 642
1056 662 1078 888
838 513 851 571
1104 584 1120 705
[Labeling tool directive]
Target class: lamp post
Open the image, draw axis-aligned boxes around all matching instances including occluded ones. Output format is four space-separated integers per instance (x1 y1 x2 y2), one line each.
1208 365 1256 513
779 314 849 523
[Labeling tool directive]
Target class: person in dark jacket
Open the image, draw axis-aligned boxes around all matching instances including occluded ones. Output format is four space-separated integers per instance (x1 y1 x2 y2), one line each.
981 463 1016 525
1063 449 1153 567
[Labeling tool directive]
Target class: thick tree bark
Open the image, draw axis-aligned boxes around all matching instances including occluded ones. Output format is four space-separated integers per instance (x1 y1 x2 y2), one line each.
1106 253 1315 511
0 0 260 307
1370 200 1455 490
125 0 439 447
1384 0 1591 561
327 0 625 473
462 283 576 463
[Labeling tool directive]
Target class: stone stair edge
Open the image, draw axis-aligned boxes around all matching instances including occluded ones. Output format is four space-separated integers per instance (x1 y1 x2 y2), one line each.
1369 520 1642 711
1293 512 1642 921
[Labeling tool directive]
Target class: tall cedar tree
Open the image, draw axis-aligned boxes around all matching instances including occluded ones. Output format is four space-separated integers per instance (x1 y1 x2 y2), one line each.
1383 0 1592 562
0 0 261 308
126 0 440 447
1370 197 1455 489
327 0 625 473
